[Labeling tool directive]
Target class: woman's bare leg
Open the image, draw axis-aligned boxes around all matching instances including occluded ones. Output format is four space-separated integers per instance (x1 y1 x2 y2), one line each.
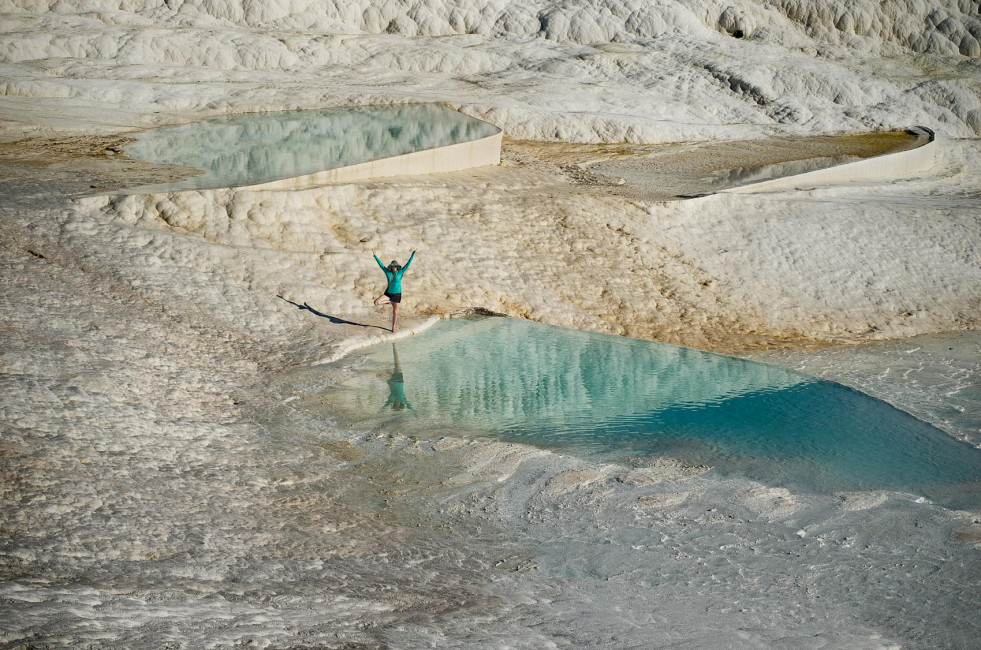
374 294 391 306
391 302 399 333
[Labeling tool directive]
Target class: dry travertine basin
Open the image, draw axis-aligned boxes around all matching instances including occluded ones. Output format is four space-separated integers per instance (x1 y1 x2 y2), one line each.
503 130 920 201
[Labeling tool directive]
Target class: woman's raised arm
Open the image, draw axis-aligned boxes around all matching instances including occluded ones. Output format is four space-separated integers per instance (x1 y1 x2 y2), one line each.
401 250 417 272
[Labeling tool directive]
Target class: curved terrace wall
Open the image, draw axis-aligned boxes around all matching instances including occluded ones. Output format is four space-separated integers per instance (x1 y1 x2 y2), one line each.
722 127 936 194
244 130 503 191
122 104 502 194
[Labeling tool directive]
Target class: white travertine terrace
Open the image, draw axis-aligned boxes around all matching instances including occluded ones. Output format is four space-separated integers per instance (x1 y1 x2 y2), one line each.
123 103 503 193
247 126 503 190
725 127 938 194
3 1 981 648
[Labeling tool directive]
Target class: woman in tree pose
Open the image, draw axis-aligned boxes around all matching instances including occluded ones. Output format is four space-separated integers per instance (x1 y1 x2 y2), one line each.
372 248 416 333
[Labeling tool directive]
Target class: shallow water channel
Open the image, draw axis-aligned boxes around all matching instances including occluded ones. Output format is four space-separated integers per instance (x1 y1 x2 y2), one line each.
287 317 981 509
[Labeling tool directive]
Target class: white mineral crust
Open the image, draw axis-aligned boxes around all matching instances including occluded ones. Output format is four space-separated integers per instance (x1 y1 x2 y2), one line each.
1 1 980 648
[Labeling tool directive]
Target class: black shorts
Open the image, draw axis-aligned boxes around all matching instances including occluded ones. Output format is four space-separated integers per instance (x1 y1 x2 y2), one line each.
385 291 402 304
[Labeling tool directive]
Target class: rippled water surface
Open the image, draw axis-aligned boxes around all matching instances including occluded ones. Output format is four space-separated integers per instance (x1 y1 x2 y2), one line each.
124 103 500 192
294 317 981 507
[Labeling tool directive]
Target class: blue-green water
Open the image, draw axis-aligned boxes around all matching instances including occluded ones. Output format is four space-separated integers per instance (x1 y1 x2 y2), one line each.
317 317 981 507
124 103 500 192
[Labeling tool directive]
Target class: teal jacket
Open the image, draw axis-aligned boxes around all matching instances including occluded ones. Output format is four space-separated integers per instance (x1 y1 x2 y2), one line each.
375 251 415 294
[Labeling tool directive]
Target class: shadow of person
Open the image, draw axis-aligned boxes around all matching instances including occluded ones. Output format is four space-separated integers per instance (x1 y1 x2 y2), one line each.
382 343 412 412
277 295 387 330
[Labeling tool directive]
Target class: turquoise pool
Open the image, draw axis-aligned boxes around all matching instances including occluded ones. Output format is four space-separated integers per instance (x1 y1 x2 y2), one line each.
300 317 981 508
124 103 500 192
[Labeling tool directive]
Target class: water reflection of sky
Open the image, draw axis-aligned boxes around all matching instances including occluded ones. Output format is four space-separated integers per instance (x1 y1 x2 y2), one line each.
289 318 981 508
124 104 501 192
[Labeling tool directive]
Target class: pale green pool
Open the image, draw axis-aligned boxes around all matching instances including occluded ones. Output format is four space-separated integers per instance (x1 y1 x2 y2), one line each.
124 103 500 192
290 317 981 508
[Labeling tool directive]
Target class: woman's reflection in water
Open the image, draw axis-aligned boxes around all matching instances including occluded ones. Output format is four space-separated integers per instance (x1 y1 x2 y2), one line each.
383 343 412 412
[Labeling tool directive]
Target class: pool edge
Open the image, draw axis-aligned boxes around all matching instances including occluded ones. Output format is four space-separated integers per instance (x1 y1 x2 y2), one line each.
241 130 503 191
720 126 937 194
